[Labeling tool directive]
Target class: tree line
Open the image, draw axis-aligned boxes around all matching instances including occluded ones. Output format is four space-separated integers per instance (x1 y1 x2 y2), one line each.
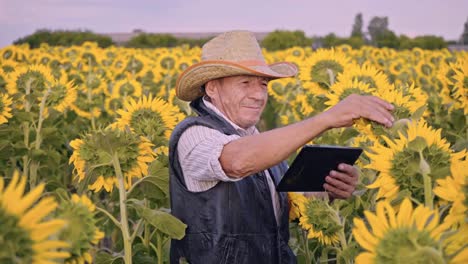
13 15 468 50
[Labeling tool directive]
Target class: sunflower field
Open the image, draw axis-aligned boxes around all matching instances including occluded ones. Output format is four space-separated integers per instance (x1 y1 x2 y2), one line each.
0 42 466 263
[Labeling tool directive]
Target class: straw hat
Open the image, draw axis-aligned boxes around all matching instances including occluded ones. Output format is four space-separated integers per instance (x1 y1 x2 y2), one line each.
175 30 298 101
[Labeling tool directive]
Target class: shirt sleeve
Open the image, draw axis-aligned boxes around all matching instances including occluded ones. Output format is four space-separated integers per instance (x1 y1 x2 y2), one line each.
177 125 243 187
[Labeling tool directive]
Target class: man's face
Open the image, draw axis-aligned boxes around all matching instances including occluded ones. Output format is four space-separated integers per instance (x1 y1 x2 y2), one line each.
206 75 269 129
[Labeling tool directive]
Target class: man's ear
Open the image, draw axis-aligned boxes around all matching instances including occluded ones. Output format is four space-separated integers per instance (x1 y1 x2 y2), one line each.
205 80 218 99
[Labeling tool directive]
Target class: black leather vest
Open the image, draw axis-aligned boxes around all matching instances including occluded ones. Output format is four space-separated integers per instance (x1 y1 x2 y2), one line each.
169 97 296 264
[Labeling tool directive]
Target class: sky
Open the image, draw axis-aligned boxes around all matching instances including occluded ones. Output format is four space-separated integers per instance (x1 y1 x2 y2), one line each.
1 0 467 47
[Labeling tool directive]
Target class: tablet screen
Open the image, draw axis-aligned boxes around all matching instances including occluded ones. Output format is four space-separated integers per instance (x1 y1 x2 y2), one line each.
276 145 363 192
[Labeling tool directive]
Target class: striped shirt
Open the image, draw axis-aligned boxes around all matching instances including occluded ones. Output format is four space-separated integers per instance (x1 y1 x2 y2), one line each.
177 97 281 224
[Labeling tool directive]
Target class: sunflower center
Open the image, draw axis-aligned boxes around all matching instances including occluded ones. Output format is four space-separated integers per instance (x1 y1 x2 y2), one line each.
390 145 451 202
310 60 344 87
108 98 123 112
125 58 144 73
159 57 176 70
130 109 167 143
79 130 141 180
2 49 13 60
420 64 433 76
178 62 189 71
48 85 67 106
58 202 98 259
0 207 34 262
16 71 48 94
356 75 377 88
118 83 136 96
338 87 371 101
375 227 439 264
305 200 342 238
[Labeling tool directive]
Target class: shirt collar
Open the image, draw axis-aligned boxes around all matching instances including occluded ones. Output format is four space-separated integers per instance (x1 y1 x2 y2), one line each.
202 96 257 136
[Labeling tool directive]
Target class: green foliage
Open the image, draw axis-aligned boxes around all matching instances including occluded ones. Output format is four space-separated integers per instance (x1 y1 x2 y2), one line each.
261 30 312 51
126 33 209 48
13 29 114 48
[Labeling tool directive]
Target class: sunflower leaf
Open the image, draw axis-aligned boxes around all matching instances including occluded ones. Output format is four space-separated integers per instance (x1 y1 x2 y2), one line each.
130 201 186 240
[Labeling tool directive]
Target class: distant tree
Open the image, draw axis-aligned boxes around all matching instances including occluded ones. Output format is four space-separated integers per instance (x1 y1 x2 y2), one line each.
347 36 365 49
13 29 114 48
399 35 413 49
374 30 399 49
126 34 209 48
261 30 312 51
351 13 364 38
412 36 447 49
126 33 178 48
461 17 468 44
368 16 389 44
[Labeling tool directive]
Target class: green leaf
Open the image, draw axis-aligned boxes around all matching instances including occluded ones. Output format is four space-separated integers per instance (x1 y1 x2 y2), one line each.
14 111 36 122
31 148 48 161
131 201 187 240
410 105 427 121
132 243 156 263
407 136 427 152
339 127 360 144
94 252 123 264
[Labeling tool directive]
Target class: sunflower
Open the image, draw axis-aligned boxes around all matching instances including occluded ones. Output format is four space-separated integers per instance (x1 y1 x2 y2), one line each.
69 128 156 192
288 192 308 221
297 196 343 246
336 64 392 93
104 92 124 116
43 75 77 113
353 84 426 141
0 45 18 61
325 79 374 108
111 78 143 98
268 78 299 104
0 69 8 94
353 198 457 264
113 94 183 145
299 48 352 90
449 60 468 114
6 64 54 96
0 93 13 125
433 158 467 226
57 194 105 264
0 171 70 263
365 120 466 202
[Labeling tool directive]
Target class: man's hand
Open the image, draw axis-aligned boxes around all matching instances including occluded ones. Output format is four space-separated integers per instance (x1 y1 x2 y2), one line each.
323 163 359 199
324 94 395 128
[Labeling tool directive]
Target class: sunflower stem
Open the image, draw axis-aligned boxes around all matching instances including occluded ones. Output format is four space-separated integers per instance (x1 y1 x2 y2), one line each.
326 68 335 87
301 229 313 264
423 174 433 209
419 152 433 209
86 58 96 131
143 199 150 248
130 219 143 244
156 231 163 264
30 87 51 187
22 79 33 180
96 206 122 230
112 153 132 264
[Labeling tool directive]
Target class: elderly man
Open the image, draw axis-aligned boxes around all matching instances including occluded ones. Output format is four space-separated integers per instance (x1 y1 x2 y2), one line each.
169 31 394 264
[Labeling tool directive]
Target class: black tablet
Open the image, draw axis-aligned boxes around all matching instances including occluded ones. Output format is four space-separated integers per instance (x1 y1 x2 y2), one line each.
276 145 363 192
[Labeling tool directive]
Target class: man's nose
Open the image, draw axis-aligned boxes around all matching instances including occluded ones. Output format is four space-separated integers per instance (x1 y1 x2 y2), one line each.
248 86 267 100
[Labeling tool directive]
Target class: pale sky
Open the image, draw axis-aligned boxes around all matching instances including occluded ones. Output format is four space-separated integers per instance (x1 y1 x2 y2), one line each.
1 0 467 47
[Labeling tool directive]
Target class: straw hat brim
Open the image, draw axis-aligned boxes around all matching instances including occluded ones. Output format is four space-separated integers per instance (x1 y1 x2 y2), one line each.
176 60 298 101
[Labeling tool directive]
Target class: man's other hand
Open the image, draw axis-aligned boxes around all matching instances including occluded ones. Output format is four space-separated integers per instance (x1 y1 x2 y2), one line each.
323 163 359 199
